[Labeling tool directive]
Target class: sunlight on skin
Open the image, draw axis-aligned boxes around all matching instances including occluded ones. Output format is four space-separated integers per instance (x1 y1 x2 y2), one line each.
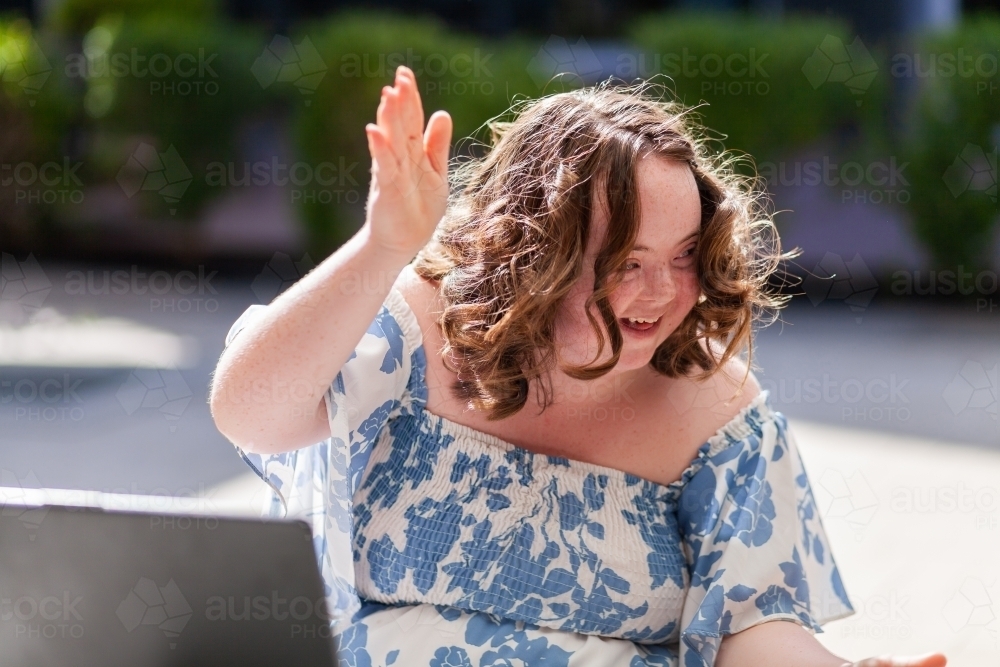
376 65 947 667
714 616 948 667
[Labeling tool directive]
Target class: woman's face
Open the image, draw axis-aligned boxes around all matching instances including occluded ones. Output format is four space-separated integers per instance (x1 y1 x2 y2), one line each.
554 155 703 374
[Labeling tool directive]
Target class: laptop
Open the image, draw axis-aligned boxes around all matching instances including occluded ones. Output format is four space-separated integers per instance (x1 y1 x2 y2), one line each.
0 504 338 667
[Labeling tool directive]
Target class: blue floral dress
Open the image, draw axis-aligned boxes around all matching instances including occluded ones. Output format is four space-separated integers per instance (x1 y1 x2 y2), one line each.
225 286 855 667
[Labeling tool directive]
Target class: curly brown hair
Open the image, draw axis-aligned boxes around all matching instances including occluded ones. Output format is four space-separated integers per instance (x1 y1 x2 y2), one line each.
412 80 795 421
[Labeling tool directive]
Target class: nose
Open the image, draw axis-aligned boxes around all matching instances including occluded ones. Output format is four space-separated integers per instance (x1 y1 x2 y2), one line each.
644 262 677 303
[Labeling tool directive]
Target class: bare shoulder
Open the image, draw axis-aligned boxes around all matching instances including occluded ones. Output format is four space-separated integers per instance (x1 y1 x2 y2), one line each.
393 263 443 325
713 352 762 413
661 341 762 446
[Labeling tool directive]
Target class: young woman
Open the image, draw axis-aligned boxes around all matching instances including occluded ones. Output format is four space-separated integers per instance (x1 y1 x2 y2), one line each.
210 66 948 667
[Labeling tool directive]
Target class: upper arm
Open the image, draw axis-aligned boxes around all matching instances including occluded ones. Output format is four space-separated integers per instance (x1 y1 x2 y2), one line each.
211 304 332 453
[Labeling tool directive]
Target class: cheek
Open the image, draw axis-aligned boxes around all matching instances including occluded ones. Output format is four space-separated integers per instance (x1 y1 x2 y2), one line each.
677 270 701 305
554 284 596 341
607 283 637 315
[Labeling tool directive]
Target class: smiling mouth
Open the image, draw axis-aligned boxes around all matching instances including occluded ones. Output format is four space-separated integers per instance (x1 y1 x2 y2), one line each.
619 316 661 333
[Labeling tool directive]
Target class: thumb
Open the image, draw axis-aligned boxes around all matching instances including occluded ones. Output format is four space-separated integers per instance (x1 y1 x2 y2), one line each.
424 110 453 178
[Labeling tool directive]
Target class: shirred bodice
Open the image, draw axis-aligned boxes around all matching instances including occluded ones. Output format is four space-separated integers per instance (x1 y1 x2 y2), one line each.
227 284 855 666
350 331 783 643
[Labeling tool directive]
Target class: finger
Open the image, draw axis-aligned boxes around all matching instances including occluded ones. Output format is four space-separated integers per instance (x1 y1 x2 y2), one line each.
424 110 453 179
395 68 426 175
396 66 425 142
382 84 407 166
855 653 947 667
366 123 397 181
375 86 393 146
908 653 947 667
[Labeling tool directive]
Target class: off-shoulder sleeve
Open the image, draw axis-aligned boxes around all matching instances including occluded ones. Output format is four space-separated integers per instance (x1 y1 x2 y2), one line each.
675 391 856 667
222 286 424 625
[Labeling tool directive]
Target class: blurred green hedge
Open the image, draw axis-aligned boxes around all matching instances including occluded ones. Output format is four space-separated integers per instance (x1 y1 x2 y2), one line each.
46 0 220 36
2 7 999 269
627 13 888 165
76 13 273 221
0 18 77 242
291 11 540 251
898 14 1000 269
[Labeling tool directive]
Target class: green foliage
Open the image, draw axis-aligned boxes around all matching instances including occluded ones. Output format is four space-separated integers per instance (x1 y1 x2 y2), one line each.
291 11 540 253
900 15 1000 269
46 0 219 36
3 6 998 268
1 19 81 238
627 13 888 166
77 14 273 220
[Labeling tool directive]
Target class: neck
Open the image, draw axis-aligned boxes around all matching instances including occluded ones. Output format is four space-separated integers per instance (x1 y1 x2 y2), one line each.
526 361 657 420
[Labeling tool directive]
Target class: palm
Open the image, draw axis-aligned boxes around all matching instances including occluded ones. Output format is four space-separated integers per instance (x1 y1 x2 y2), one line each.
852 652 947 667
364 66 453 257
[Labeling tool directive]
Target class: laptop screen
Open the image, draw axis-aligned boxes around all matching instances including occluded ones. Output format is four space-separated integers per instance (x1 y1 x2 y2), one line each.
0 504 337 667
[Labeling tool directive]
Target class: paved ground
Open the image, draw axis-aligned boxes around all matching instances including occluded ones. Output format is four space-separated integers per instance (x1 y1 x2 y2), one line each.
1 259 998 665
2 258 996 496
753 297 999 449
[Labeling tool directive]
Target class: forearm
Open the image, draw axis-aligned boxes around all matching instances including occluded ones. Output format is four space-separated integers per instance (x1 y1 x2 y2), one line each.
715 619 849 667
210 223 414 453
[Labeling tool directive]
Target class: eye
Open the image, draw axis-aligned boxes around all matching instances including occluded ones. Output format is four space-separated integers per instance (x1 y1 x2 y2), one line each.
623 261 641 271
677 243 697 259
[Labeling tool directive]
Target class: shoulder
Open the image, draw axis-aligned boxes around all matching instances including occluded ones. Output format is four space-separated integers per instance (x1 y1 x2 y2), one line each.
393 264 441 321
660 341 763 444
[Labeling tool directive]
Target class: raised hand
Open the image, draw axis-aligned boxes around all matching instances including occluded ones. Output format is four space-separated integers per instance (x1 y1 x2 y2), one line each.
849 652 947 667
363 65 453 258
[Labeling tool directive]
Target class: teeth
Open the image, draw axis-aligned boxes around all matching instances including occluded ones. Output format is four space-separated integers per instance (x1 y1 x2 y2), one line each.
626 316 659 324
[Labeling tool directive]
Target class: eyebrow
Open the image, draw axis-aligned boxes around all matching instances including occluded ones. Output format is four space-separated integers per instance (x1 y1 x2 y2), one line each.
632 232 699 252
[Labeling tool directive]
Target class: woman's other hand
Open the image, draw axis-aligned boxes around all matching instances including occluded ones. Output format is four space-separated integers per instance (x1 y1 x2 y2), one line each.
364 64 453 258
848 653 947 667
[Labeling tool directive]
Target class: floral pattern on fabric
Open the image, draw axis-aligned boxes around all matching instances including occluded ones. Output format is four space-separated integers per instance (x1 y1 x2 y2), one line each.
223 286 855 666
